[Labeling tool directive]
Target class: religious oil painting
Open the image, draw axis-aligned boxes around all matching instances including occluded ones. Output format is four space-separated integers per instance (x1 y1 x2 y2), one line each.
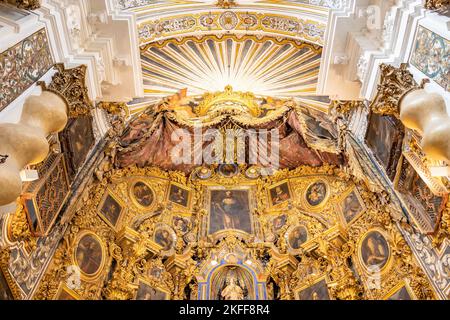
74 233 104 278
365 113 404 180
208 188 253 235
131 181 155 208
340 190 364 224
168 183 190 208
153 225 176 252
286 226 308 250
305 181 328 207
218 163 239 177
296 279 330 300
272 215 287 232
60 115 95 181
173 216 190 234
360 230 390 271
269 181 291 206
98 192 123 229
135 279 169 300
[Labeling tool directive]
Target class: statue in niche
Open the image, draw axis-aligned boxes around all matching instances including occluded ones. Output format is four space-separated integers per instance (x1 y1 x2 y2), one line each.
220 276 244 300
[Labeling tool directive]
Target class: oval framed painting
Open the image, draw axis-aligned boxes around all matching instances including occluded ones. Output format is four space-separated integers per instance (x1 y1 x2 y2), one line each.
303 180 329 210
73 231 106 280
358 229 391 273
130 181 156 209
153 224 177 257
285 225 308 254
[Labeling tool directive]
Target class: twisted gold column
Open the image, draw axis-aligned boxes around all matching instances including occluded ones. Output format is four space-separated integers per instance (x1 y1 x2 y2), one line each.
0 91 67 206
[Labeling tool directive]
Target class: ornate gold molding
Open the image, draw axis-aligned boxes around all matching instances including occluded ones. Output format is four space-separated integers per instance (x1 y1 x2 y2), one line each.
370 63 425 118
97 101 129 117
216 0 237 8
2 0 41 10
425 0 450 9
0 249 23 300
332 100 365 116
39 64 93 118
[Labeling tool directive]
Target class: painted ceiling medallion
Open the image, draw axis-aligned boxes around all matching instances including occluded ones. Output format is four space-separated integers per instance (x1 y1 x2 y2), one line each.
134 34 326 115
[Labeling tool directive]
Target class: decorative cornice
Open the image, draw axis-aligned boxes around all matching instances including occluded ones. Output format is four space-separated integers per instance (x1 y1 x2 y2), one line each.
39 64 93 118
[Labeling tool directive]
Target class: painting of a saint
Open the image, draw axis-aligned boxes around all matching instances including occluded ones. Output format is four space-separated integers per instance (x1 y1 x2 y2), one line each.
218 163 239 177
75 234 103 276
287 226 308 250
168 183 190 208
296 279 330 300
154 227 175 252
305 181 327 207
360 231 390 270
173 216 189 234
387 286 412 300
99 193 122 228
132 182 154 208
209 189 252 235
272 215 287 231
341 191 363 224
135 281 169 300
269 182 291 206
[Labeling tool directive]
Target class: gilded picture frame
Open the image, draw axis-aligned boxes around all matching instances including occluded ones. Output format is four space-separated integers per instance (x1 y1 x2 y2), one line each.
153 223 177 257
71 230 107 282
129 179 157 211
166 182 192 210
294 276 332 300
97 189 125 231
383 280 417 300
134 276 171 300
285 224 309 255
204 185 256 240
338 187 366 227
53 282 82 300
301 179 330 211
267 180 292 208
357 228 392 275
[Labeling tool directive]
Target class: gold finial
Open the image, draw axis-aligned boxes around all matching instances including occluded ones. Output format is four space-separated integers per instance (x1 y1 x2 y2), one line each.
195 86 260 117
216 0 237 9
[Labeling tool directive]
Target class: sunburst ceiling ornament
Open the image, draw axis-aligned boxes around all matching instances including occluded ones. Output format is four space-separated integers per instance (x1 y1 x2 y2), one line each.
130 34 328 115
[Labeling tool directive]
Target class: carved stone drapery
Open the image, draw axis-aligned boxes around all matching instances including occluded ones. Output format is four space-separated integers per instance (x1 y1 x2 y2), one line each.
370 63 424 118
39 64 93 118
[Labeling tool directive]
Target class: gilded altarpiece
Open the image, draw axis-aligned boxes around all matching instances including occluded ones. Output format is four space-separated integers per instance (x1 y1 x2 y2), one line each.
33 164 436 300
